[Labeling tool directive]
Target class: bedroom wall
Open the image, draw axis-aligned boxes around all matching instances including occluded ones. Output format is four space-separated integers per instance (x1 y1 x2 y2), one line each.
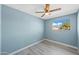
0 5 1 54
45 13 77 47
1 5 44 54
77 12 79 52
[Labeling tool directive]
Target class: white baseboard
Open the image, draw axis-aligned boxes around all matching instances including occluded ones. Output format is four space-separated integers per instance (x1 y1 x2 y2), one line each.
9 39 44 55
44 39 78 50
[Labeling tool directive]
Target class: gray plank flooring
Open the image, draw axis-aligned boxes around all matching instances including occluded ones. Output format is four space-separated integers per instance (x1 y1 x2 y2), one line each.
15 40 78 55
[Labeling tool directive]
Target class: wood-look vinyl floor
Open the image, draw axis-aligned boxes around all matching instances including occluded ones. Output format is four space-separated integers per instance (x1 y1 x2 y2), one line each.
15 40 78 55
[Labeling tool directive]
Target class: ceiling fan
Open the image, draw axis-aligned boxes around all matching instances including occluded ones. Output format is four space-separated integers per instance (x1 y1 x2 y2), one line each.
35 4 61 17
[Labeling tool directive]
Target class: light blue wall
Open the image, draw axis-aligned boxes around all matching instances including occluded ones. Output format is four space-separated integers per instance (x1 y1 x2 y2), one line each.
0 5 1 54
1 5 44 53
45 13 77 47
77 12 79 48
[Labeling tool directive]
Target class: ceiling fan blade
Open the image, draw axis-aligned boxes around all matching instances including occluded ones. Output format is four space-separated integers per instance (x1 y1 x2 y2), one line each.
36 11 44 13
41 14 45 17
50 8 61 12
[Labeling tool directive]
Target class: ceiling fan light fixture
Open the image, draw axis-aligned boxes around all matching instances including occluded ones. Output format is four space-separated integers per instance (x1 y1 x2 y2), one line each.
35 4 61 17
45 13 50 15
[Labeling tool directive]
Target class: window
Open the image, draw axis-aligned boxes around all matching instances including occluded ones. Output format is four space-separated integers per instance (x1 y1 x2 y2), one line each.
52 17 71 31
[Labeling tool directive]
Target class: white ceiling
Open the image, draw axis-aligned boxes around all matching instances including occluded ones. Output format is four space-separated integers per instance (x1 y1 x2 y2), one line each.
6 4 79 20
